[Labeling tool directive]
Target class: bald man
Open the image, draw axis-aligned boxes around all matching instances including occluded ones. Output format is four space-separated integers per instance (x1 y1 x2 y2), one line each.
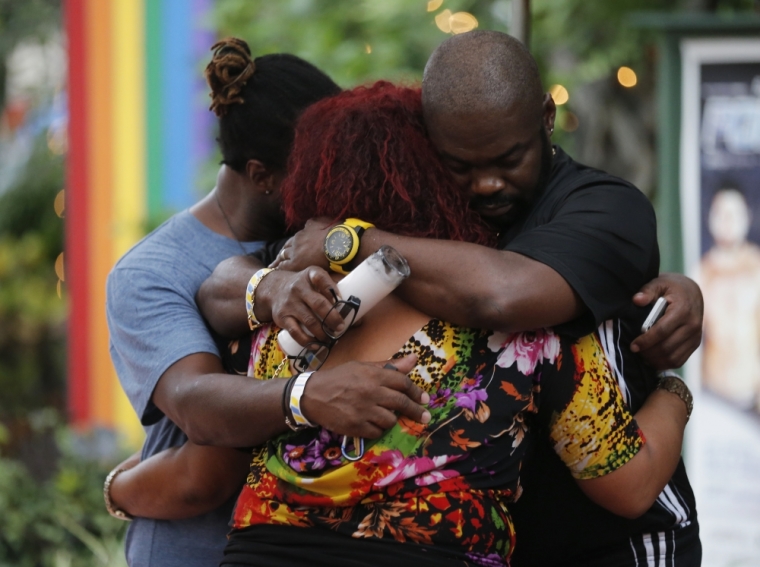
198 31 702 567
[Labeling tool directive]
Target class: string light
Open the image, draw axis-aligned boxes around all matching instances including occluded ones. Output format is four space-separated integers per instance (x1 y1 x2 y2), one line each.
549 84 569 105
561 111 580 132
450 12 478 34
55 252 64 281
617 66 637 88
435 9 452 32
435 9 478 34
47 128 67 155
427 0 443 11
54 189 65 217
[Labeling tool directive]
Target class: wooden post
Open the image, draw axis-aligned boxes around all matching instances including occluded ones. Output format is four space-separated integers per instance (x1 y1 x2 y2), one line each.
511 0 531 47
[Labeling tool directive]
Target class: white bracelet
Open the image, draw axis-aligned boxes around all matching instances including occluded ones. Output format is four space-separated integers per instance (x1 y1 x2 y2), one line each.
289 371 316 428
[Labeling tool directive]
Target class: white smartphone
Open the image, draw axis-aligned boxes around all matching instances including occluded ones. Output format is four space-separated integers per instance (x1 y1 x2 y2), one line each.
641 297 668 333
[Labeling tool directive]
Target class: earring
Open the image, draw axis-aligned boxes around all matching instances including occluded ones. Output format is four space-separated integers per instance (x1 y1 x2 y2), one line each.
549 127 554 135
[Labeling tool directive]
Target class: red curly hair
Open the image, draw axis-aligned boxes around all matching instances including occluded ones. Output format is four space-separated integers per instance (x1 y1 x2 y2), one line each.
281 81 494 245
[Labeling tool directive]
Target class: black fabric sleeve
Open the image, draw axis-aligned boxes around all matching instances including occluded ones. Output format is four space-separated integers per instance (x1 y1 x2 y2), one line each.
506 182 659 337
250 238 289 266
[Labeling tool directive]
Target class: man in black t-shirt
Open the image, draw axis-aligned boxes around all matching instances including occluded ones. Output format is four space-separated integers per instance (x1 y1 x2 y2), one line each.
197 32 703 566
416 33 699 565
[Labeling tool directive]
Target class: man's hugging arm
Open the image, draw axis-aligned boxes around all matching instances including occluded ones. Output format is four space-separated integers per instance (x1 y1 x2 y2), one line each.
265 180 702 369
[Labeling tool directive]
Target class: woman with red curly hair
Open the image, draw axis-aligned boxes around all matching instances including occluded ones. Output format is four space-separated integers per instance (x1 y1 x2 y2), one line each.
109 82 688 567
280 82 493 245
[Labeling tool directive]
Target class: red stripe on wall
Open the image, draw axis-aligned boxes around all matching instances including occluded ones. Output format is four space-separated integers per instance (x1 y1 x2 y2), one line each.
65 0 91 427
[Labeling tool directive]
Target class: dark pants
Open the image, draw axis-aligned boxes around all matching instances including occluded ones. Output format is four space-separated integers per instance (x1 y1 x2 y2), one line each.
221 525 473 567
555 523 702 567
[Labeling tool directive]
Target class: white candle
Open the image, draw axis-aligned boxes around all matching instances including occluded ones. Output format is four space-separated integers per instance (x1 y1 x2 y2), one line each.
278 246 410 355
335 245 409 321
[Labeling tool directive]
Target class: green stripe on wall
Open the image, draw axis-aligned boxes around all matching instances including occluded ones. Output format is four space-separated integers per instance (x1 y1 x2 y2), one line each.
145 0 164 218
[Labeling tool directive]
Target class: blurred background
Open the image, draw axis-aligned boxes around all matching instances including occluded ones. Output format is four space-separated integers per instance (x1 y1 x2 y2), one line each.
0 0 759 565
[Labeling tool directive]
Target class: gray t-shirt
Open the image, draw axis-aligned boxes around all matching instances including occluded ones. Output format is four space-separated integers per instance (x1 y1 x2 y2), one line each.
106 210 263 567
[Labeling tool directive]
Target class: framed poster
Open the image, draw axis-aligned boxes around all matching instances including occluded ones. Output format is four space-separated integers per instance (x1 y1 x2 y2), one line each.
680 37 760 566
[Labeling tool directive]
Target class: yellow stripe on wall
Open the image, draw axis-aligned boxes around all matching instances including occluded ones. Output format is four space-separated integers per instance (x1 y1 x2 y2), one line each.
111 0 146 448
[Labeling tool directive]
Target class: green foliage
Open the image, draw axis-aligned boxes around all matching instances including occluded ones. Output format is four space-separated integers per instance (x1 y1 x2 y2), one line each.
212 0 499 88
0 423 128 567
0 135 65 418
532 0 671 84
0 135 64 256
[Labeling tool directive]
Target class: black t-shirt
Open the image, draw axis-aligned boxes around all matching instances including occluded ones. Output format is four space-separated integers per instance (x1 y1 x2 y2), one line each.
500 146 660 337
507 147 698 566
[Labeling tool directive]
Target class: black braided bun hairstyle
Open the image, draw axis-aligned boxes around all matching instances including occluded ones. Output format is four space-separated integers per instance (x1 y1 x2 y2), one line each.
204 37 341 172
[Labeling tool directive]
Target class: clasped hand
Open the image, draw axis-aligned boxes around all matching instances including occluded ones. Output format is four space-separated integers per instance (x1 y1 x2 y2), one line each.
301 355 431 439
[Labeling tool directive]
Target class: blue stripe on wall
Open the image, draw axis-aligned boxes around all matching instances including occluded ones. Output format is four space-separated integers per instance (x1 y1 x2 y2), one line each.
161 0 194 211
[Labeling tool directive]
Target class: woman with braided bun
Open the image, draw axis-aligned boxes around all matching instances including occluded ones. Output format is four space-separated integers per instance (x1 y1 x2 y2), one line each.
109 81 691 567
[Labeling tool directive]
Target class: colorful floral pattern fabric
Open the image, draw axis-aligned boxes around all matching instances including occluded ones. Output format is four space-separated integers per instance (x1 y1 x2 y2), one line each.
231 321 644 566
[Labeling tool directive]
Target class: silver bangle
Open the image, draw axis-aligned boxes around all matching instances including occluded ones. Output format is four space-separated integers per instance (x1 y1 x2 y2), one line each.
103 467 133 521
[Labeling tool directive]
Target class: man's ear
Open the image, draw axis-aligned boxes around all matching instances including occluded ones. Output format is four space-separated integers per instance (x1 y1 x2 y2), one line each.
542 93 557 136
245 159 279 194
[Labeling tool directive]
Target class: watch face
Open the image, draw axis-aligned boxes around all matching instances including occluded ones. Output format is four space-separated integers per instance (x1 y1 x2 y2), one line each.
325 227 354 262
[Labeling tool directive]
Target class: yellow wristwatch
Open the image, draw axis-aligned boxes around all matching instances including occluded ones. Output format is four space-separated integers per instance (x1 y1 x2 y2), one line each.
323 218 375 275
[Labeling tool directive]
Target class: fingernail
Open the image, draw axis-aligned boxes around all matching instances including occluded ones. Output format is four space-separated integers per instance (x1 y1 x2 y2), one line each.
335 322 346 333
421 411 431 424
631 344 639 353
383 363 398 371
420 392 430 405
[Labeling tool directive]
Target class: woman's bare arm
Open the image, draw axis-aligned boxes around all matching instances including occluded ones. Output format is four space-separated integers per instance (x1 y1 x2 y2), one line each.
577 388 688 519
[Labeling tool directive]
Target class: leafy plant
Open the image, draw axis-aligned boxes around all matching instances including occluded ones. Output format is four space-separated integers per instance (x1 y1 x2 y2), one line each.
0 421 129 567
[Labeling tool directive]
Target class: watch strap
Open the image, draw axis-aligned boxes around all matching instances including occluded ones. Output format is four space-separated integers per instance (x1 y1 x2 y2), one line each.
344 218 374 233
329 261 351 275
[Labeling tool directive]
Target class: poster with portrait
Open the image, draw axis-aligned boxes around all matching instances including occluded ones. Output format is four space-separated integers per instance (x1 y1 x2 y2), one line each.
680 38 760 566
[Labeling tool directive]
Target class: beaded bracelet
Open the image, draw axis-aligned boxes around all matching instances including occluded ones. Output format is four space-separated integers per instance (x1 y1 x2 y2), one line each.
103 467 133 521
245 268 277 331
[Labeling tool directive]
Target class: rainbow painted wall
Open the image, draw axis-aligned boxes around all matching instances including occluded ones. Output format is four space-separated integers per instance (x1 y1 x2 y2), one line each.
66 0 214 446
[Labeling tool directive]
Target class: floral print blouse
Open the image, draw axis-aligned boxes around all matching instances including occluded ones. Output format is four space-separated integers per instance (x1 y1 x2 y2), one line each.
231 320 644 567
